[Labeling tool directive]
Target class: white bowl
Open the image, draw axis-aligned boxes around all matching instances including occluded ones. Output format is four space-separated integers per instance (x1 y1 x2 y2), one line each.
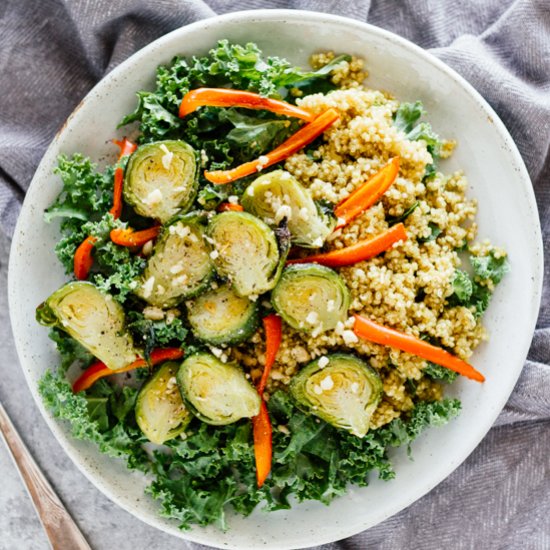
8 9 543 550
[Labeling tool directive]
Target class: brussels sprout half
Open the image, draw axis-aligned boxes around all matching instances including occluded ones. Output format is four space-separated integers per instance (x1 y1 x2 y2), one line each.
36 281 140 370
123 140 197 223
271 263 350 334
135 216 214 308
290 354 382 437
135 362 192 444
176 353 261 425
186 284 259 345
207 211 284 297
242 170 335 248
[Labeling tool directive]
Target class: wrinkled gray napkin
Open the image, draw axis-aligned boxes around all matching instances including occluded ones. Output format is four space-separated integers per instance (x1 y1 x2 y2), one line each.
1 1 549 548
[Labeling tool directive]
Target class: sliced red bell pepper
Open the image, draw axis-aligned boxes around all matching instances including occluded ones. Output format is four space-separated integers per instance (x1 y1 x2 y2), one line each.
353 315 485 382
252 314 283 487
204 108 340 185
179 88 315 121
73 236 97 280
287 223 408 268
252 401 273 488
110 225 161 248
72 347 184 393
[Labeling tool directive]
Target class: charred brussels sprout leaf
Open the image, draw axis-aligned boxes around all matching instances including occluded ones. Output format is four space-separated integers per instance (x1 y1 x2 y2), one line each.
207 211 283 297
271 264 350 333
135 217 214 307
290 354 382 437
36 282 140 371
186 284 259 345
176 353 261 425
136 362 192 444
241 170 335 247
124 140 197 223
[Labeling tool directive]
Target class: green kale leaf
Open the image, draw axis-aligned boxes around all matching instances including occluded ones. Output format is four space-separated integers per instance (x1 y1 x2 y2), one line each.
423 362 458 383
47 327 94 374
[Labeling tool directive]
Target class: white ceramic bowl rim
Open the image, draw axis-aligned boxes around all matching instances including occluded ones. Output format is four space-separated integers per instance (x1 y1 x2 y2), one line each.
8 9 543 550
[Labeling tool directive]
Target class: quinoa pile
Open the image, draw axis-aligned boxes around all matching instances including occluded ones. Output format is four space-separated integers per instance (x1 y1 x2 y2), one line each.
229 53 505 430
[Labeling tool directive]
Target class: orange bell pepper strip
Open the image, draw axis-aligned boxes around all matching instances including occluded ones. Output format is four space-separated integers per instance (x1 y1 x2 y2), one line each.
73 236 97 280
110 225 161 248
217 202 244 212
72 347 184 393
204 108 340 185
353 315 485 382
287 223 408 268
179 88 315 122
334 157 400 229
252 402 273 488
253 314 283 487
72 138 137 279
109 138 137 219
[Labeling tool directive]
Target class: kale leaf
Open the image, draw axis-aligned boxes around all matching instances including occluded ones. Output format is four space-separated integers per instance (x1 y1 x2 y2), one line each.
47 327 94 374
424 362 458 383
39 370 149 470
393 101 444 175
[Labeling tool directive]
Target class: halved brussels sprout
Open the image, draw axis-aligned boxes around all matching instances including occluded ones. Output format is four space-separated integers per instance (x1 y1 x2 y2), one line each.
36 281 140 370
271 264 350 333
123 140 197 222
176 353 261 425
242 170 335 247
135 216 214 308
290 354 382 437
207 211 283 297
135 362 192 444
186 284 259 345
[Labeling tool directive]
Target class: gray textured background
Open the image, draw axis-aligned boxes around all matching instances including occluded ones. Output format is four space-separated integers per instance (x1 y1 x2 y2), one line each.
1 1 550 549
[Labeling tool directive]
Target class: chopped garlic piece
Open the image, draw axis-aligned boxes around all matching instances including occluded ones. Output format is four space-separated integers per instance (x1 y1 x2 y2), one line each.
318 356 329 368
141 276 155 299
342 330 359 344
320 375 334 391
160 144 173 169
305 311 319 325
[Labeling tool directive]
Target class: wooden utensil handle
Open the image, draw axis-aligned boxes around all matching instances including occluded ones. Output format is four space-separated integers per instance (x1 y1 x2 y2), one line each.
0 402 91 550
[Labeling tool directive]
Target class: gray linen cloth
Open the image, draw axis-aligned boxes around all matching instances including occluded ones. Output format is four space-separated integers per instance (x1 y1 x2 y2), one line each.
1 1 549 548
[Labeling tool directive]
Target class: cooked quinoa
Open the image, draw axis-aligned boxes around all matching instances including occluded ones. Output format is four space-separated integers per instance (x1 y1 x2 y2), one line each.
228 53 505 430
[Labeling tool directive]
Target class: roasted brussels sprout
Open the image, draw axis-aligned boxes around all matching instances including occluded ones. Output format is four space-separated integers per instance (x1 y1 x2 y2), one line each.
271 264 350 333
207 211 283 297
135 362 192 444
186 284 259 345
290 354 382 437
123 140 197 222
36 281 140 370
242 170 335 247
176 353 261 425
135 216 214 308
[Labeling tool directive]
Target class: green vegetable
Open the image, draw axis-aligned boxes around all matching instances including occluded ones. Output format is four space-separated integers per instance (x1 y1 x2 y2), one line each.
424 362 458 383
135 217 214 308
39 370 149 469
290 354 382 437
447 251 509 318
387 201 419 226
452 269 473 303
120 41 349 170
44 154 115 224
207 211 283 297
186 284 259 345
39 358 461 530
393 101 443 174
471 251 510 285
271 264 350 333
47 327 94 374
176 353 261 425
36 281 140 370
418 222 442 243
126 311 187 358
136 362 192 444
123 140 198 223
242 170 335 247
